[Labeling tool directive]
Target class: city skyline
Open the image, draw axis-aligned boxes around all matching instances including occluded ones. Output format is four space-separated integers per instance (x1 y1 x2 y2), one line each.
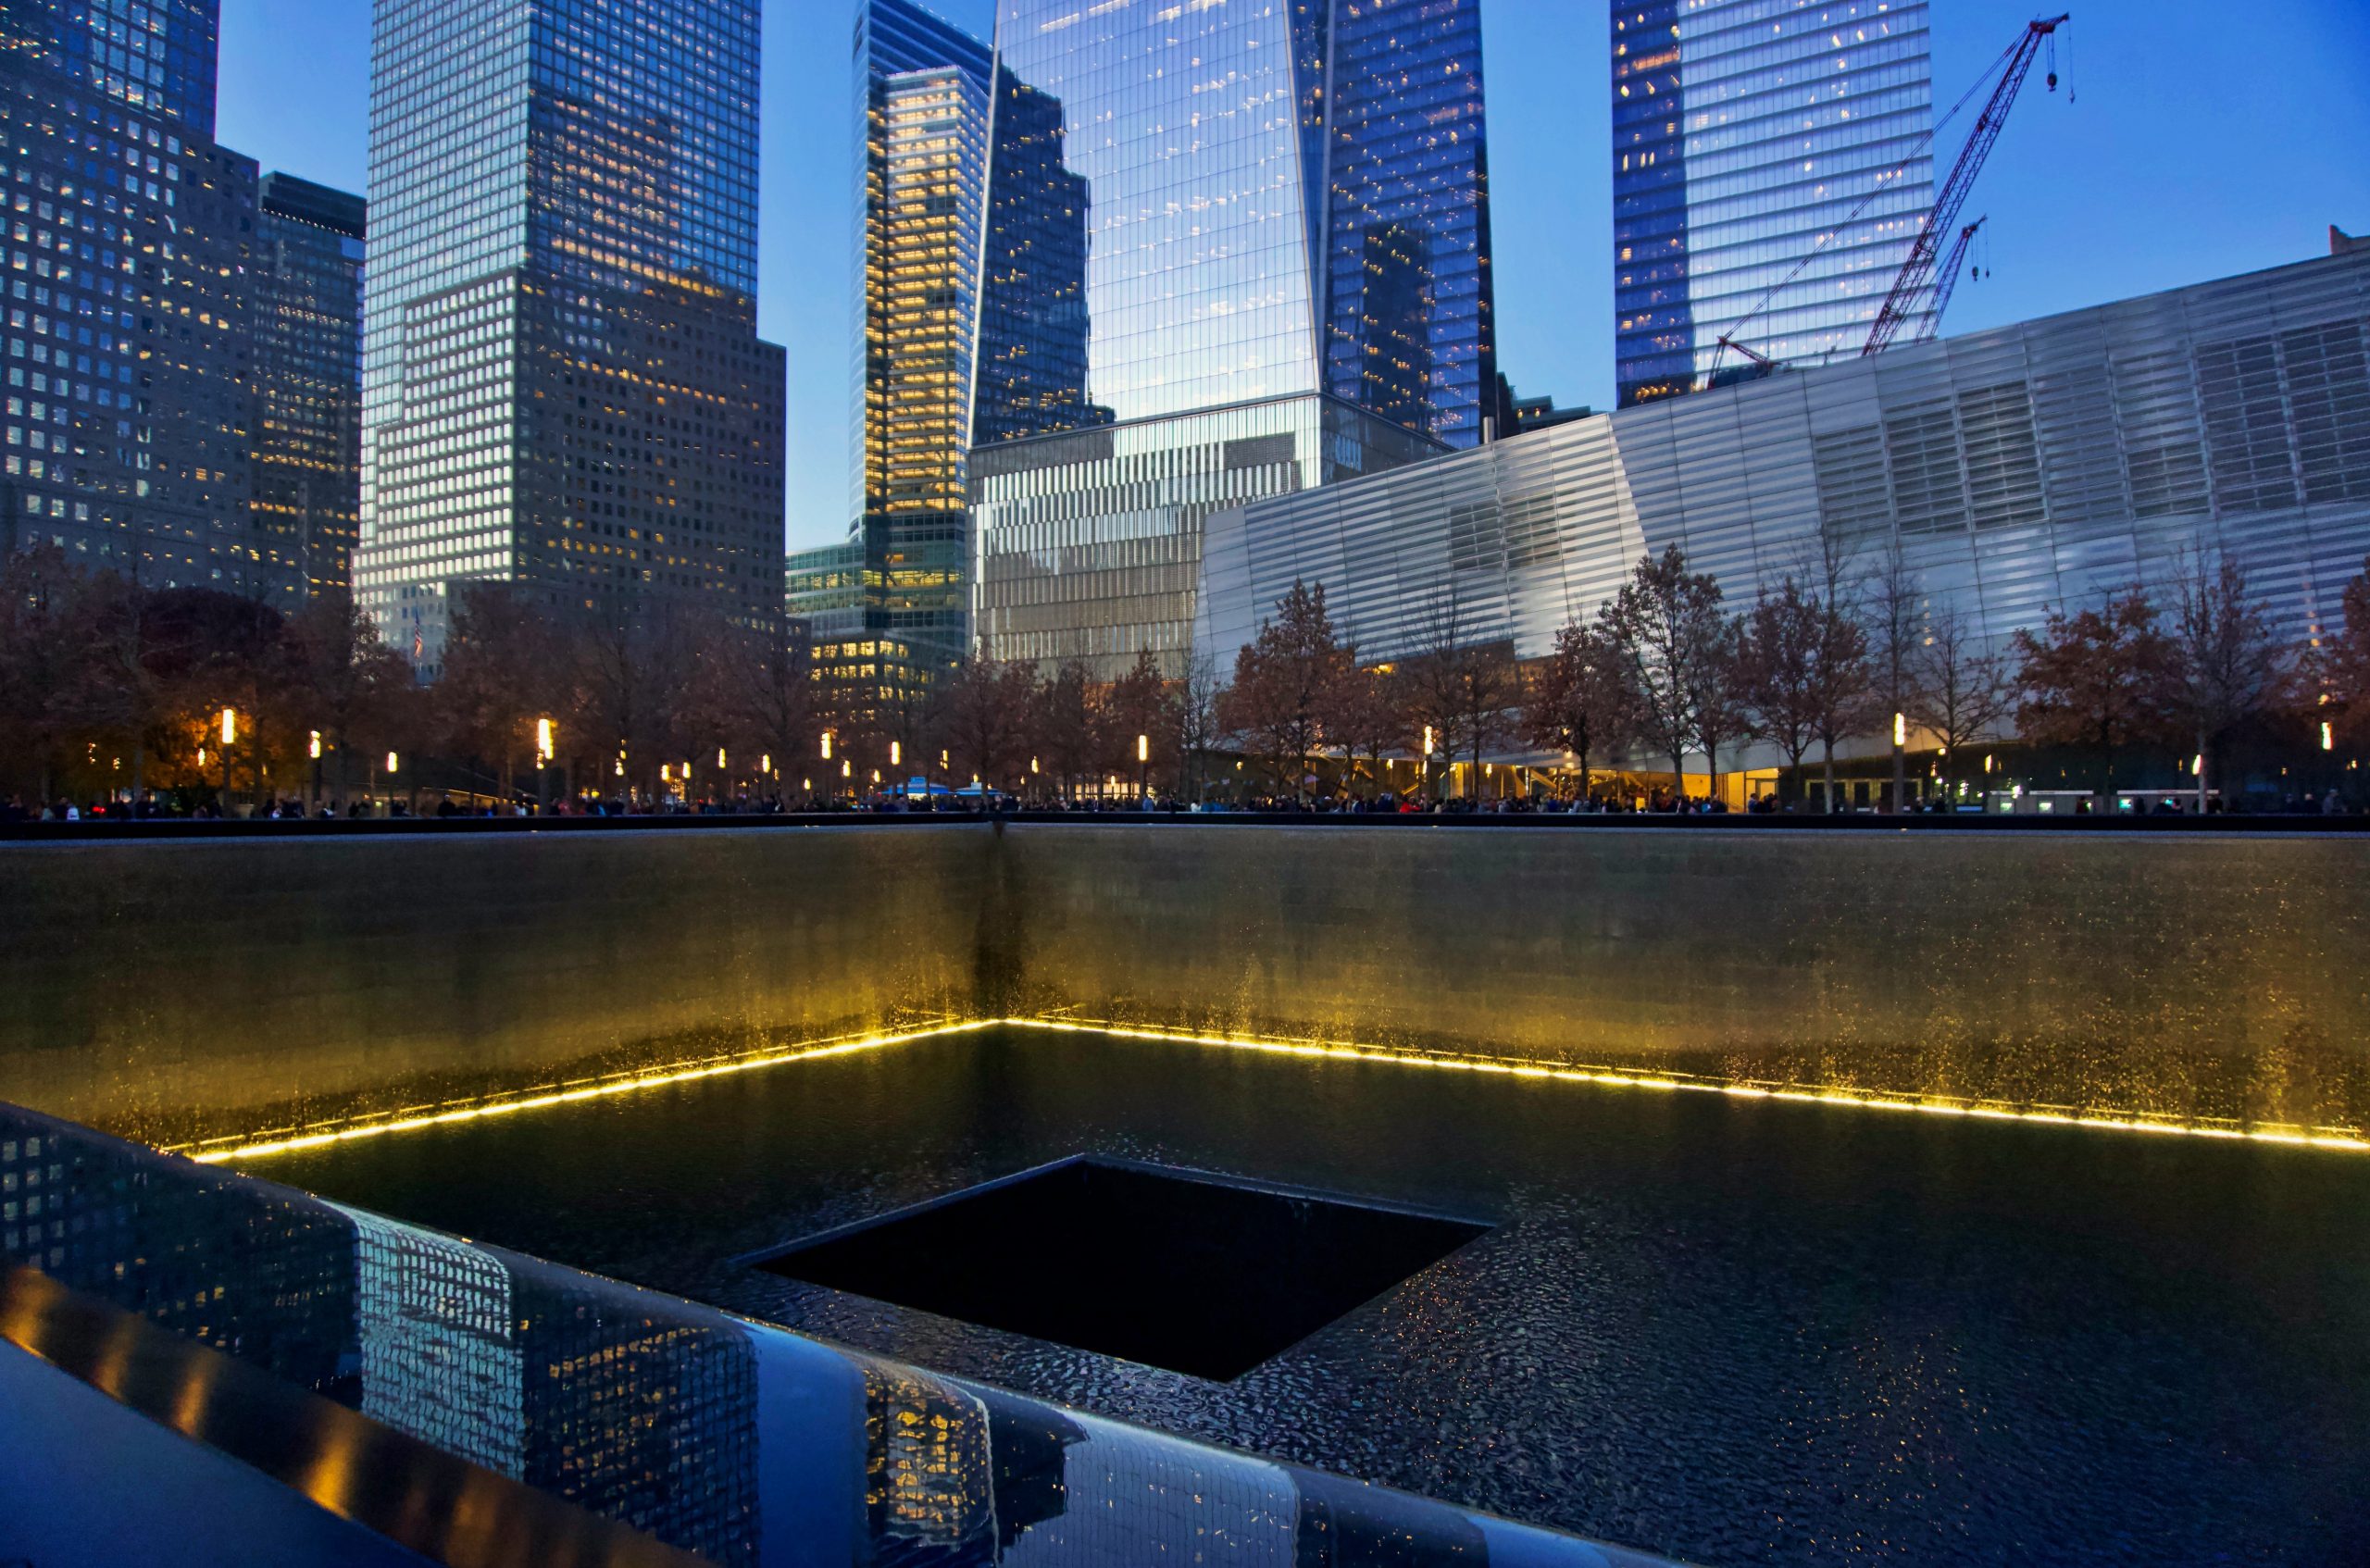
213 0 2370 552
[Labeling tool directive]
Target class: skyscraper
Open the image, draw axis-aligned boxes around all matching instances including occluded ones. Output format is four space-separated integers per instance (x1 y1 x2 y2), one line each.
355 0 786 676
804 0 995 703
252 172 365 596
1613 0 1934 407
971 0 1491 678
0 0 292 598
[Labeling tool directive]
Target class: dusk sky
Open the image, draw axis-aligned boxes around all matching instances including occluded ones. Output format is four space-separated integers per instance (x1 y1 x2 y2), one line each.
216 0 2370 552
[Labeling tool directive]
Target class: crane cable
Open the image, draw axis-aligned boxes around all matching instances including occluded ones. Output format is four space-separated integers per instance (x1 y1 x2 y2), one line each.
1708 28 2028 382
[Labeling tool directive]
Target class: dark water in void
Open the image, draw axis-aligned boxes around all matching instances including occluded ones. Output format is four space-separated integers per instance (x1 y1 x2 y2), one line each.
261 1028 2370 1568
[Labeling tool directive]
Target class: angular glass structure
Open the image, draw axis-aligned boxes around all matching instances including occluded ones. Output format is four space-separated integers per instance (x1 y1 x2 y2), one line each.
1614 0 1934 407
252 173 366 595
971 0 1491 676
0 0 291 597
355 0 786 676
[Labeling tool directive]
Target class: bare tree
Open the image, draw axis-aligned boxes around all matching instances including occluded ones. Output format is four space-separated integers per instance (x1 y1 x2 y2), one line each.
1600 544 1727 800
932 654 1035 794
1400 581 1518 799
2013 587 2177 799
1327 653 1404 798
1216 579 1347 801
1737 578 1839 808
1908 605 2016 807
1175 649 1224 803
1523 620 1639 800
2164 554 2289 807
1863 541 1926 812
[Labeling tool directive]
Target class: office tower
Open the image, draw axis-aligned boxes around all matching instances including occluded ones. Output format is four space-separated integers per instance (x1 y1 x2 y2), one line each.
252 173 364 595
812 0 993 707
971 0 1491 678
1614 0 1935 406
0 0 220 136
0 0 294 598
355 0 786 677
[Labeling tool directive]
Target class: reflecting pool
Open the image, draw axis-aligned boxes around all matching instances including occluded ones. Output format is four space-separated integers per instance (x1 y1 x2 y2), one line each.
258 1027 2370 1566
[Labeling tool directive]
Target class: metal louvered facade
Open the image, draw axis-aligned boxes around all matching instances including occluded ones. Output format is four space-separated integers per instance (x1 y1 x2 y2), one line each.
1201 251 2370 684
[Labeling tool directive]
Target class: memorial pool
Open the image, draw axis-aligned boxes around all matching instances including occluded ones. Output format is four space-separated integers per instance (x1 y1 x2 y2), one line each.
256 1024 2370 1567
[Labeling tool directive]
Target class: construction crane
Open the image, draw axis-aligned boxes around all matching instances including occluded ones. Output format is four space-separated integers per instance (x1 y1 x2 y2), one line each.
1865 15 2068 355
1923 216 1989 340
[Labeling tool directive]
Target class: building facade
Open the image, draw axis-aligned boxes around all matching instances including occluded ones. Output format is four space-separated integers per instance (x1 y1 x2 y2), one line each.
1614 0 1934 407
1204 250 2370 718
252 172 364 595
354 0 785 676
971 0 1492 678
808 0 997 696
0 0 296 599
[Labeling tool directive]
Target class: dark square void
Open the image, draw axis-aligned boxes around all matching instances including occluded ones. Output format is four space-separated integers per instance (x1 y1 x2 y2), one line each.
754 1156 1491 1380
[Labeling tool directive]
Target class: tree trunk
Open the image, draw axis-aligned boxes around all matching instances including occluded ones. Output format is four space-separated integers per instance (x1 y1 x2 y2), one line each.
130 743 145 817
1890 737 1905 814
1821 740 1838 814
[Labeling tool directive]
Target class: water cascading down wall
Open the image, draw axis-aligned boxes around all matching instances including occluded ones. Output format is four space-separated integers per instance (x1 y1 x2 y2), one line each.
3 822 2365 1151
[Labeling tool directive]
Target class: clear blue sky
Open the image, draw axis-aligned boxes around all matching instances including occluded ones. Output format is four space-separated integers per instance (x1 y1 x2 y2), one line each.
218 0 2370 553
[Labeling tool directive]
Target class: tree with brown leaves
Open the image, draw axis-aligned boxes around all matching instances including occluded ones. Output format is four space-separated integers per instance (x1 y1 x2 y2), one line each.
2014 588 2177 799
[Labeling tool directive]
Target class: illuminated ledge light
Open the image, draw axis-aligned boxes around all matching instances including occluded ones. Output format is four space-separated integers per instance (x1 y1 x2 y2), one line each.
1002 1018 2370 1154
176 1020 995 1165
181 1014 2370 1164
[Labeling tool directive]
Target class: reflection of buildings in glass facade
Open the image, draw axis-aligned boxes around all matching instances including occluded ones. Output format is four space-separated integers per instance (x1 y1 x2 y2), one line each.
1614 0 1934 407
0 0 220 136
973 0 1495 677
0 0 293 598
1204 254 2370 726
355 0 786 676
971 64 1105 449
976 393 1443 678
253 173 365 595
1317 0 1497 449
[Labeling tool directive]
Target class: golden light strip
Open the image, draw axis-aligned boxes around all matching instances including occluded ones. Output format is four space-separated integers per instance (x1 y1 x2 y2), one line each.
997 1017 2370 1154
176 1013 2370 1164
177 1020 996 1165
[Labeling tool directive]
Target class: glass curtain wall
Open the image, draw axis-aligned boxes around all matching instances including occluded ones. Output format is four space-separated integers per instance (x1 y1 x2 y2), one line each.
356 0 783 676
1615 0 1934 406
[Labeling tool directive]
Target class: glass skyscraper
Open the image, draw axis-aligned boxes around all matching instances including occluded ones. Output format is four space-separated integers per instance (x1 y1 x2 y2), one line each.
971 0 1491 677
815 0 996 691
252 172 365 596
0 0 295 598
355 0 786 676
1613 0 1934 407
0 0 220 137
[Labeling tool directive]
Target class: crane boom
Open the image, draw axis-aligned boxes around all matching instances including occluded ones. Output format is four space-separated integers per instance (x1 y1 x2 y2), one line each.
1921 216 1988 341
1865 14 2066 356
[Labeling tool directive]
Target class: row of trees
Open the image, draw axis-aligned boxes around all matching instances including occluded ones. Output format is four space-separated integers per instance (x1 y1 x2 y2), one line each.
6 539 2366 813
0 546 1214 810
1211 542 2370 807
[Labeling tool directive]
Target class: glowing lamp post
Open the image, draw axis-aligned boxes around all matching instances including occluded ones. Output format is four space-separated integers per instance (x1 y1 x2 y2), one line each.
1137 732 1149 803
217 707 236 812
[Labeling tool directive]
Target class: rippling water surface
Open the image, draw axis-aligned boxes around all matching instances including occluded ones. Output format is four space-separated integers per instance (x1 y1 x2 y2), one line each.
261 1028 2370 1566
